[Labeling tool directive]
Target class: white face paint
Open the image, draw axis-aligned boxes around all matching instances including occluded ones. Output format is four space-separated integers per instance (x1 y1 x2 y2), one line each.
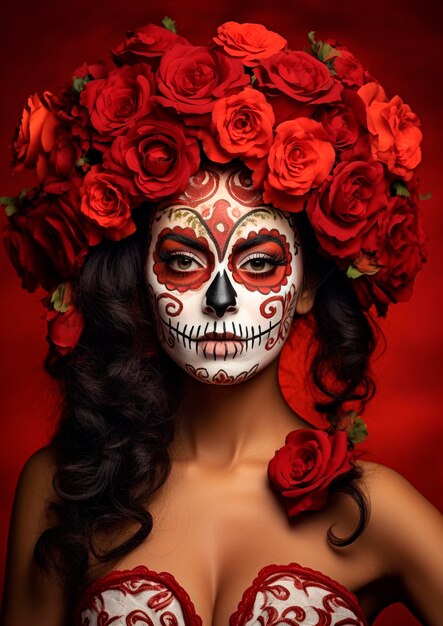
145 166 303 385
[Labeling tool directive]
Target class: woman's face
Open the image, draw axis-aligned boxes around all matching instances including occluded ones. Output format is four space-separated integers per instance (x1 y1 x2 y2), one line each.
145 166 304 385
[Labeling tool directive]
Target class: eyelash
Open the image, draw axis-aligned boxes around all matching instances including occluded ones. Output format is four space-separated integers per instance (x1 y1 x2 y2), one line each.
239 252 286 268
160 250 204 270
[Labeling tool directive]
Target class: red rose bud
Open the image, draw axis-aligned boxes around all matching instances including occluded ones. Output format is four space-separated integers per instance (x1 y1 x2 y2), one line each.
46 301 84 355
268 429 353 517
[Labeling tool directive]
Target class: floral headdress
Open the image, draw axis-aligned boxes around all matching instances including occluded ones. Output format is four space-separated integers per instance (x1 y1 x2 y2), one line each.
2 18 428 356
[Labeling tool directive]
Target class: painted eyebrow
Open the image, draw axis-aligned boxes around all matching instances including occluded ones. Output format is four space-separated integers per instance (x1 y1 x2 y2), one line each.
158 233 208 253
235 234 286 255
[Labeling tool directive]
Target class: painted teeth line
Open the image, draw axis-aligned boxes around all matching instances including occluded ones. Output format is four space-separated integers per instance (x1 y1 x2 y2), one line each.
159 317 282 349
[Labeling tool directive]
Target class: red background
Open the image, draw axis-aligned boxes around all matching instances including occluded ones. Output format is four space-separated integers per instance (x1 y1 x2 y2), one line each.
0 1 442 623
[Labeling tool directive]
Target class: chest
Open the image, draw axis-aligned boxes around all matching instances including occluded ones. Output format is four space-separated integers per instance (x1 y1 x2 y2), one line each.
83 463 382 625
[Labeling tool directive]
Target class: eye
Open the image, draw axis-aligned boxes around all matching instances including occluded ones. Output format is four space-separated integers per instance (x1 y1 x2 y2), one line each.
239 253 282 273
166 252 204 272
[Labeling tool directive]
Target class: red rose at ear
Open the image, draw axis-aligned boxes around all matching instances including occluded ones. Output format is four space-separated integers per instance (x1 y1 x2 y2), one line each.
80 63 156 138
268 429 353 517
111 23 189 67
47 302 84 356
155 44 249 115
213 21 287 67
103 117 200 200
254 50 342 106
264 117 335 212
80 165 135 240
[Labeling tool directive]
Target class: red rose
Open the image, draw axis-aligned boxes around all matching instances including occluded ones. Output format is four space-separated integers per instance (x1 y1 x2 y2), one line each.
199 87 275 163
263 117 335 212
3 218 58 292
47 301 84 355
358 82 422 181
12 92 59 171
364 191 427 307
80 64 156 138
324 40 374 88
25 189 102 279
306 160 389 260
315 89 367 153
36 126 82 193
80 165 135 240
155 45 249 115
213 21 287 67
268 429 353 517
72 61 108 82
111 23 189 68
104 117 200 201
254 50 342 106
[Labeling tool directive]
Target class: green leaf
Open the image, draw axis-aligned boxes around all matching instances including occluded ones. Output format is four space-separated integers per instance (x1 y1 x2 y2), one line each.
307 30 340 62
0 196 17 217
18 188 32 201
308 31 316 47
348 417 368 445
72 75 92 94
392 180 410 197
162 16 177 33
419 191 431 201
250 74 257 85
51 284 70 313
346 265 364 279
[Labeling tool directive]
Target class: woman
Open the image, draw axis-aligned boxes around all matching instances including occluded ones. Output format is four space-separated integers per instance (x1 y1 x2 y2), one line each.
1 19 442 626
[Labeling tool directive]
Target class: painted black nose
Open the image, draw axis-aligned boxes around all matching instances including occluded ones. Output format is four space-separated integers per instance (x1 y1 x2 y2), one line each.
204 270 238 318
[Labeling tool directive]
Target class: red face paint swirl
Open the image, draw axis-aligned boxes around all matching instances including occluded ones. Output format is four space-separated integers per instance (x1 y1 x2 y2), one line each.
228 228 292 294
152 226 215 293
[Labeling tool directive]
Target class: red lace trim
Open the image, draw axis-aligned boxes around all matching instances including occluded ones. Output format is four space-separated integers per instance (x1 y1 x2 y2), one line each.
230 562 368 626
74 565 203 626
74 562 368 626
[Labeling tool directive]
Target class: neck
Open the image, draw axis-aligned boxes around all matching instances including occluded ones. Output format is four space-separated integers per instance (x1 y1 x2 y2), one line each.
170 359 309 467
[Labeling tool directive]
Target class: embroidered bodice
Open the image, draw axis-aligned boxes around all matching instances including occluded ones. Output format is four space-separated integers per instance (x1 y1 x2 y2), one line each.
75 562 368 626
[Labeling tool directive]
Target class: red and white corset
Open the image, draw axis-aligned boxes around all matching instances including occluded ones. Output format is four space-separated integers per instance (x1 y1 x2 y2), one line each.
76 563 368 626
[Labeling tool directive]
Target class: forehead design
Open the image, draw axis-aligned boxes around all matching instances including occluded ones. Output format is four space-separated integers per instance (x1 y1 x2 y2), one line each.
156 166 283 260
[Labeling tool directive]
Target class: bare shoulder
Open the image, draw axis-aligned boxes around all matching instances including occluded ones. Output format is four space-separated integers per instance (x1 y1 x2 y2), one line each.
356 460 443 546
0 446 68 626
354 460 443 624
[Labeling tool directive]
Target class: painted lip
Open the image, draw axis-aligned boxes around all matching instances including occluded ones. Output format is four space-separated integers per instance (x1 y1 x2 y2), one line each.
158 315 283 359
197 339 244 358
200 331 243 341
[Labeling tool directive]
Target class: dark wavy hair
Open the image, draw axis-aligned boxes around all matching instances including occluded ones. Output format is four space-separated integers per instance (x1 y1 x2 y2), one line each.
34 204 383 603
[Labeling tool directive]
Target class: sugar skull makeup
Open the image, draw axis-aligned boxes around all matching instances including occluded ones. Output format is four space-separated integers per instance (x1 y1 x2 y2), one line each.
145 166 303 385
